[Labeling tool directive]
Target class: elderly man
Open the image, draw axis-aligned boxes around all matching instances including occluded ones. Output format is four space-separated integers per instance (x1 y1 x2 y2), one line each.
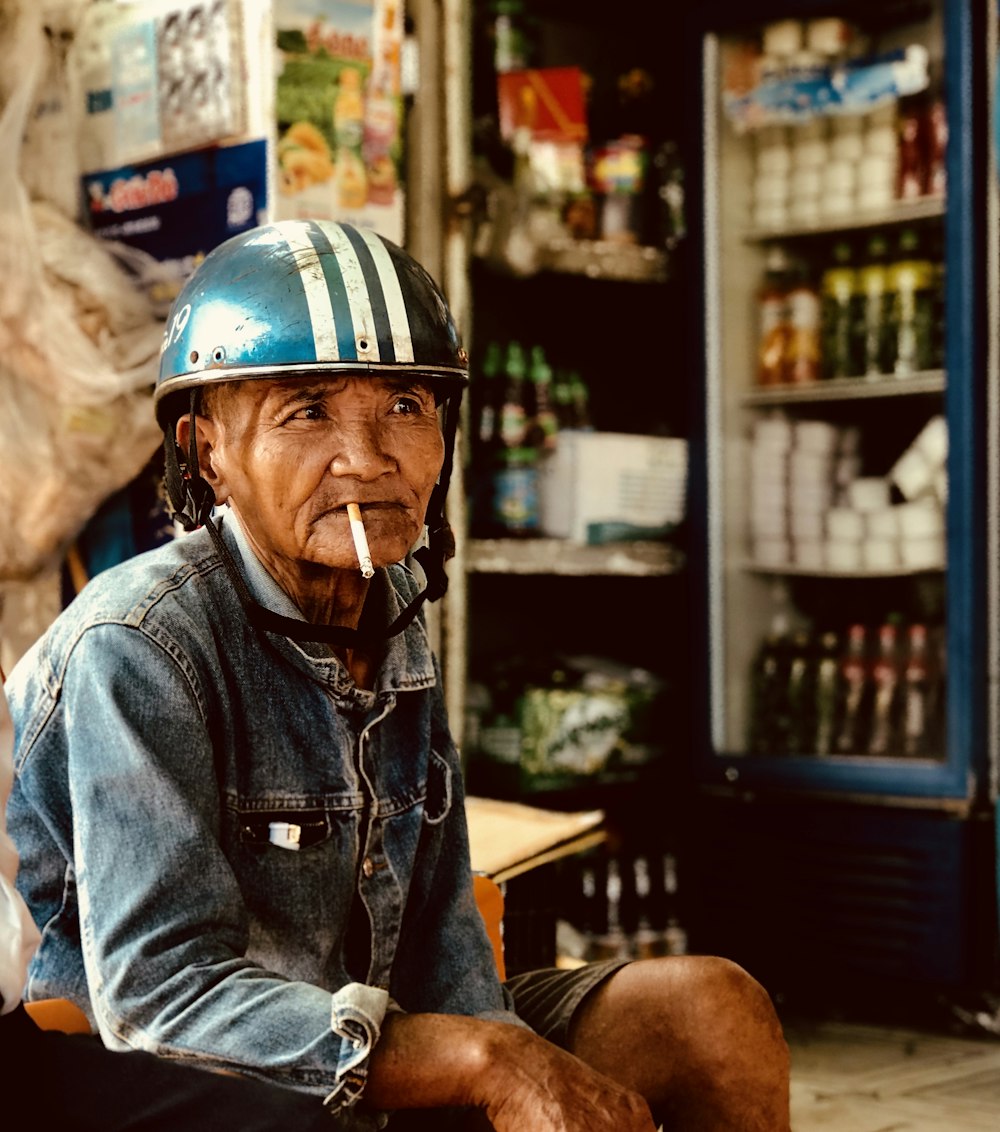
7 219 789 1130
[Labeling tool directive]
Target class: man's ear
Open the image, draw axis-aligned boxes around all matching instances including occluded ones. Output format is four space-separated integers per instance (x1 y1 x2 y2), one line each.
175 415 230 504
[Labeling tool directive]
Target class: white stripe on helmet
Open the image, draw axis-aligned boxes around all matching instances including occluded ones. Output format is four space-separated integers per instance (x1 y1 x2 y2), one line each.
322 222 379 362
352 226 415 364
282 223 340 361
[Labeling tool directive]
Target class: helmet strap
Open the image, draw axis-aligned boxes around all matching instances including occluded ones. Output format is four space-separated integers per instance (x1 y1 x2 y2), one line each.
162 390 216 531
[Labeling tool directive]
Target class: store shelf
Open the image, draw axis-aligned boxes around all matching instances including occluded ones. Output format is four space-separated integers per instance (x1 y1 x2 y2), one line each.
466 537 683 576
742 370 946 405
744 196 946 243
537 238 671 283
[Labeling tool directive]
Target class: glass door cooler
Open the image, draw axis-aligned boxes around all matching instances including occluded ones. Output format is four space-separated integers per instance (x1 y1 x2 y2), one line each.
682 0 999 1016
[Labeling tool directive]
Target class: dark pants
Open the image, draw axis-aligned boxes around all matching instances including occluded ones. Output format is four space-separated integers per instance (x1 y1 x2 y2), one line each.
2 1003 333 1131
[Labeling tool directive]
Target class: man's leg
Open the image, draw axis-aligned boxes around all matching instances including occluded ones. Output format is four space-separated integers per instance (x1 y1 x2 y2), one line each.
564 956 791 1132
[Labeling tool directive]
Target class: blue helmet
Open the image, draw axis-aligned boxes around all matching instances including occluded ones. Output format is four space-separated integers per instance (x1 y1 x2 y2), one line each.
156 219 467 642
155 218 468 428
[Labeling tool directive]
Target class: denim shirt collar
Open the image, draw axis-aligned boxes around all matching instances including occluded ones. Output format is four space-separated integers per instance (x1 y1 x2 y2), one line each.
220 508 436 699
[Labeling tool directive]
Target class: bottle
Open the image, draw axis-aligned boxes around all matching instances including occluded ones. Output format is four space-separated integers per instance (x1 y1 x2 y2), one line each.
491 0 530 74
924 86 947 197
835 624 872 755
567 369 592 431
896 93 927 201
527 344 559 451
785 630 818 755
782 262 821 385
868 620 904 756
747 630 791 755
756 247 792 386
852 232 891 378
813 630 841 756
471 341 505 535
492 341 540 536
820 240 857 379
591 855 631 960
660 852 688 956
902 622 934 757
886 227 935 377
630 855 663 959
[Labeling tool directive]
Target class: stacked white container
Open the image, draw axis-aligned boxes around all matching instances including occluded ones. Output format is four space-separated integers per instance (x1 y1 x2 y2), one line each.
748 415 793 568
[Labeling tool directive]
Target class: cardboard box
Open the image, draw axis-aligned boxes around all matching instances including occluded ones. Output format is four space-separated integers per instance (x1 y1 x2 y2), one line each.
539 432 687 544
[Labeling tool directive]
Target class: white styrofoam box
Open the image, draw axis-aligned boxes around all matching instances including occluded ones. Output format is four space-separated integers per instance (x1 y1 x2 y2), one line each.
794 539 826 570
756 143 792 177
827 507 865 541
862 538 900 571
934 467 948 505
847 477 890 512
753 203 789 230
795 419 840 455
900 533 946 571
866 507 901 539
835 454 862 486
750 444 789 473
754 415 795 450
538 432 687 543
788 449 833 484
753 537 791 569
826 539 862 571
789 483 834 513
829 132 864 162
913 415 948 464
754 173 789 204
891 446 934 500
896 498 944 539
750 509 788 540
789 510 825 542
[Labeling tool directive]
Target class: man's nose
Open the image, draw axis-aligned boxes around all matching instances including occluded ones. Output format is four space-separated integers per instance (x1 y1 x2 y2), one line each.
328 419 395 479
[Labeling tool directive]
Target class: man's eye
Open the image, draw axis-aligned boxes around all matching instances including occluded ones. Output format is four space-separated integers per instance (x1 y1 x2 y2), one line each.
287 402 326 422
392 396 423 415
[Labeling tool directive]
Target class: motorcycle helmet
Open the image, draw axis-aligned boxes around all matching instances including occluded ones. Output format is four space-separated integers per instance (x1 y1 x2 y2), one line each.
154 218 468 645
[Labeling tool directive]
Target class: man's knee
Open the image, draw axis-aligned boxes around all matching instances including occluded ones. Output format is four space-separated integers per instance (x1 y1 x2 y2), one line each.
568 954 789 1087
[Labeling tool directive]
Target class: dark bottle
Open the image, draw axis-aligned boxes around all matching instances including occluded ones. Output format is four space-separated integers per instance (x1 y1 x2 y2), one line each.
748 631 792 755
785 630 818 755
820 240 857 379
590 855 631 961
813 630 841 756
835 624 872 755
868 621 904 756
475 340 504 449
489 341 540 536
630 854 662 959
659 852 688 957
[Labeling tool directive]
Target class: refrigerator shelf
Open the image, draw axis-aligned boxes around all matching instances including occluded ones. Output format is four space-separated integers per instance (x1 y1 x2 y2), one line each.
742 561 945 579
536 238 671 283
465 537 683 576
744 197 945 243
742 370 946 405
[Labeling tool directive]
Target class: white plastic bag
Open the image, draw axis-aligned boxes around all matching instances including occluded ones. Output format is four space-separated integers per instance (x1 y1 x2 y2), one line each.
0 3 163 581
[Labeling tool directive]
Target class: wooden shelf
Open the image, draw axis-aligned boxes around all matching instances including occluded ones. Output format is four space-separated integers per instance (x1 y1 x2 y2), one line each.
465 537 683 576
741 370 945 406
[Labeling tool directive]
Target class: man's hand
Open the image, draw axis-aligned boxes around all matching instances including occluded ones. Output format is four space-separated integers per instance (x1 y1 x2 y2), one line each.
479 1022 657 1132
364 1013 656 1131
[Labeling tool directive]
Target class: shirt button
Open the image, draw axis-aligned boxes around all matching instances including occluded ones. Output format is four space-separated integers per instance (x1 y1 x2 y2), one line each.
362 856 375 878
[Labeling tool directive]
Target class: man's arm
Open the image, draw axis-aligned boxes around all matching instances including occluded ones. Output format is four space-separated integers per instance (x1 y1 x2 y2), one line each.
364 1012 657 1132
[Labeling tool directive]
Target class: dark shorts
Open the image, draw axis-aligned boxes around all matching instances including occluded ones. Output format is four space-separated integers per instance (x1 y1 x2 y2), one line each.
505 958 632 1048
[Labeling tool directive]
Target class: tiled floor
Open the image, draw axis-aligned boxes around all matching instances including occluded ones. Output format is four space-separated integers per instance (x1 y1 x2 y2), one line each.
785 1016 1000 1131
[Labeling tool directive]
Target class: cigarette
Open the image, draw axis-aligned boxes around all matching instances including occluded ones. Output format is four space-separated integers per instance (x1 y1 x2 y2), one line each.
346 503 375 579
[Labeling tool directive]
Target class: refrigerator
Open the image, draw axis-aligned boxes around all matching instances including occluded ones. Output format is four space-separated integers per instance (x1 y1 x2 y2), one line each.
681 0 999 1018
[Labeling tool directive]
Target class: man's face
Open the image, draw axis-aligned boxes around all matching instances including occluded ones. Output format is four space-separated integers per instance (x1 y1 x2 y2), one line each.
196 374 445 580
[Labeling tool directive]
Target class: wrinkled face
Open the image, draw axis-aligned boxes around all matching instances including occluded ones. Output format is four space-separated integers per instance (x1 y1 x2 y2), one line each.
194 374 445 581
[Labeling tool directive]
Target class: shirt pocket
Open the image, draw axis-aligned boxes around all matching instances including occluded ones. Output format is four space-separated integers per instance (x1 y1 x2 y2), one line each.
423 748 452 826
237 808 333 852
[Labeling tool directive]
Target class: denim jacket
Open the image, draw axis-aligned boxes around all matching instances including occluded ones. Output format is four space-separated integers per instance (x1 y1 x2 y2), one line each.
7 513 516 1114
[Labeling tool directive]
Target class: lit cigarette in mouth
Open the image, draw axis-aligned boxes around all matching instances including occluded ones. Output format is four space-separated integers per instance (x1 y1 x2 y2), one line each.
346 503 375 579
